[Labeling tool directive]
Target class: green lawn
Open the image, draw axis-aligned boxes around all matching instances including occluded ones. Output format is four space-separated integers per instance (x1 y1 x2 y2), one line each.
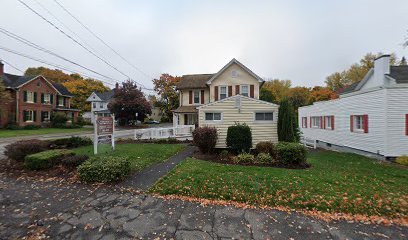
73 143 185 172
0 128 92 138
151 150 408 218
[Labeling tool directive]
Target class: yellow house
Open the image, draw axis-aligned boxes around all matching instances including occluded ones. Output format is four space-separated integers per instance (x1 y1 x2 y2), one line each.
173 58 279 148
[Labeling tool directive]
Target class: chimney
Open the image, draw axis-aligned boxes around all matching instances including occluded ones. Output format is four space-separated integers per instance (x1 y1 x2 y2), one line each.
115 82 119 89
374 54 390 85
0 61 4 75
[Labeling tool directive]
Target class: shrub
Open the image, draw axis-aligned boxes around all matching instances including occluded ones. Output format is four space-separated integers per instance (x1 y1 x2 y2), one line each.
77 156 131 183
51 136 93 149
192 126 218 153
278 99 299 142
76 115 91 126
219 150 230 161
23 125 41 130
255 141 276 159
61 155 89 168
275 142 307 165
226 123 252 154
5 140 50 162
5 123 21 130
51 112 68 128
234 153 254 165
24 149 74 170
396 156 408 166
255 153 273 165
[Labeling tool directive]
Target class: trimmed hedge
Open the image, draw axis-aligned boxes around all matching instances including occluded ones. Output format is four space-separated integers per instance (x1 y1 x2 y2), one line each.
255 153 273 165
275 142 307 165
234 153 254 164
77 156 131 183
61 155 89 168
192 126 218 153
5 139 50 162
226 123 252 153
24 149 74 170
50 136 93 149
255 141 276 159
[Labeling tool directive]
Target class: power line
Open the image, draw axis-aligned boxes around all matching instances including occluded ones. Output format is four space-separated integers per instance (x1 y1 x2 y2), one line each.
0 45 115 87
17 0 136 82
53 0 155 82
0 26 118 83
0 58 24 73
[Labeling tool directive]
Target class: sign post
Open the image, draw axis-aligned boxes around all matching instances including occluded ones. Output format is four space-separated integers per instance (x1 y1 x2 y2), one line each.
94 113 115 155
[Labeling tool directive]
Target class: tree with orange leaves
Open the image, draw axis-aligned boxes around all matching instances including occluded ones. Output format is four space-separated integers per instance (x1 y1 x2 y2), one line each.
153 74 181 122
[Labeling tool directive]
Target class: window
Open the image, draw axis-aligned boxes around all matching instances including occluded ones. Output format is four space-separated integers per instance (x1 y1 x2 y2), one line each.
27 91 34 103
302 117 308 128
354 115 364 131
351 115 368 133
241 85 249 97
41 111 50 122
205 112 222 121
311 116 321 128
58 96 64 106
36 80 41 87
255 112 273 121
93 102 96 109
325 116 332 129
220 86 227 100
44 93 51 104
100 102 104 108
24 110 35 122
193 90 200 104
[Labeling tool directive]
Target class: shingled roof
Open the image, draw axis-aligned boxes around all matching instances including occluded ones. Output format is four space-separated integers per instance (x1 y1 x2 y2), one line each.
95 90 114 101
387 66 408 84
176 74 214 90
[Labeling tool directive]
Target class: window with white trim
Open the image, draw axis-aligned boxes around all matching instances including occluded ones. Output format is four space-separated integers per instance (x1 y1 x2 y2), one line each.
58 96 64 106
354 115 364 131
193 90 200 104
302 117 307 128
241 85 249 97
41 111 50 122
255 112 273 121
100 102 104 108
205 112 222 121
311 116 321 128
24 110 34 122
93 102 96 109
325 116 332 129
27 91 34 103
220 86 227 100
44 93 51 104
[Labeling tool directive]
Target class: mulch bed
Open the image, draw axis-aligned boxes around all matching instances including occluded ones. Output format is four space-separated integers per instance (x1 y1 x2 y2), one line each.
192 150 311 169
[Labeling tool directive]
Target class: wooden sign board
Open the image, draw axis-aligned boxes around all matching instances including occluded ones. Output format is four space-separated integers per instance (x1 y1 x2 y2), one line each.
97 117 113 135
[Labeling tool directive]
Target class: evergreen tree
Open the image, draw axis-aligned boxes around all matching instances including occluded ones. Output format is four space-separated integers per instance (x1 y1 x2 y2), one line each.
278 99 299 142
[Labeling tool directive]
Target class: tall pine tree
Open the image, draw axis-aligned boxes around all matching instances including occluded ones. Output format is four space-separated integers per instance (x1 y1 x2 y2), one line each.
278 99 299 142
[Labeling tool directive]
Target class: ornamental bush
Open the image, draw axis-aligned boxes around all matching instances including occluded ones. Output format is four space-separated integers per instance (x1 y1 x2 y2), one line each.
219 150 230 162
275 142 307 165
192 126 218 153
24 149 74 170
234 153 255 164
396 155 408 166
77 156 131 183
226 123 252 154
255 141 276 159
51 112 68 128
5 139 50 162
255 153 273 165
61 155 89 168
50 136 93 149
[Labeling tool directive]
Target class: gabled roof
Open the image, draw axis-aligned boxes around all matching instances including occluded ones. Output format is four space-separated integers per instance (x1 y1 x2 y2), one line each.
206 58 264 85
52 82 72 96
95 90 114 101
176 74 214 90
197 94 279 109
387 66 408 84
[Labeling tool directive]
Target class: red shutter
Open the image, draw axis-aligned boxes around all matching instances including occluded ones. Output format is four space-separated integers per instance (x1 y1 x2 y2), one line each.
331 116 335 130
189 90 192 104
301 118 304 128
350 115 354 132
214 86 219 101
305 117 308 128
250 85 254 98
310 117 312 128
201 90 204 104
323 116 326 129
406 114 408 136
228 86 232 97
235 85 240 95
363 115 369 133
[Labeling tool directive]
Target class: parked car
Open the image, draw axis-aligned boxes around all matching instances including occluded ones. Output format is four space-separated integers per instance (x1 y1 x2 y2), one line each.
145 120 160 124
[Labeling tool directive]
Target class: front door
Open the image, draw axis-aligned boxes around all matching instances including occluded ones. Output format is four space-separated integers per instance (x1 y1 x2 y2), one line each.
184 114 198 125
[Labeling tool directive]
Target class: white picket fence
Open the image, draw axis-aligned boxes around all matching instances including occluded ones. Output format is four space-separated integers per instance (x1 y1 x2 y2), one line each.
134 125 195 140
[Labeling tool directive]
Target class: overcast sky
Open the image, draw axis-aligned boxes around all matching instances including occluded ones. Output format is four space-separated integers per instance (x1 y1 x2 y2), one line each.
1 0 407 92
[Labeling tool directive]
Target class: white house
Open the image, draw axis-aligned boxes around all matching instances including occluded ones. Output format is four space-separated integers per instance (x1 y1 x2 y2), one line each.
173 58 279 148
298 55 408 158
86 90 114 123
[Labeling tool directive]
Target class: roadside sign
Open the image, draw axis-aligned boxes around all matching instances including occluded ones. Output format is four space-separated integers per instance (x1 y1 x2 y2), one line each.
94 114 115 154
97 117 113 135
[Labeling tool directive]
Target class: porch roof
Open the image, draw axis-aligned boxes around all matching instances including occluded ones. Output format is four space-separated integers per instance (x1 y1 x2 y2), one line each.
172 106 198 113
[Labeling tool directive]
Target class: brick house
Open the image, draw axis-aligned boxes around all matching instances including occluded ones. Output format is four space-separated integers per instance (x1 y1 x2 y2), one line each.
0 62 79 127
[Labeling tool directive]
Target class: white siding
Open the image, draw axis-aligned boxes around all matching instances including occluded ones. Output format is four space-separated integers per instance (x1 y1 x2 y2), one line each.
299 89 387 155
385 87 408 156
199 96 279 148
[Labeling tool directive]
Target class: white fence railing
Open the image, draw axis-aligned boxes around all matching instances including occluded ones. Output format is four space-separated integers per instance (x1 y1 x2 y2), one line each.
134 125 195 140
300 136 317 149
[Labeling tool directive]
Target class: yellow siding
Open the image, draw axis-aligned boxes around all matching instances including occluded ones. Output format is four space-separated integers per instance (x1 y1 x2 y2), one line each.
180 89 210 106
210 62 260 102
198 97 278 148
